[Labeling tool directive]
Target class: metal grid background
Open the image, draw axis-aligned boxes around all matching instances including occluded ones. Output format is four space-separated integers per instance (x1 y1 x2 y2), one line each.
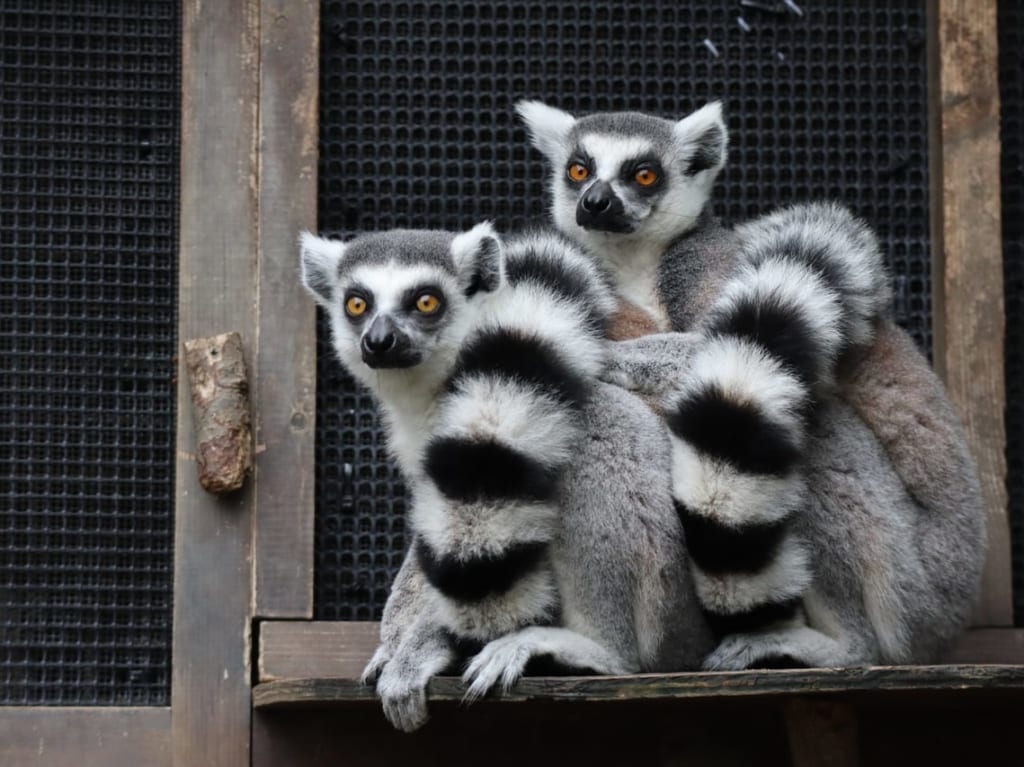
0 1 179 704
1000 1 1024 626
315 0 934 621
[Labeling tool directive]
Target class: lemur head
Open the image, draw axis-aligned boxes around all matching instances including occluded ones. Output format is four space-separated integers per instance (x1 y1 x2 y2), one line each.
517 100 727 253
299 223 502 389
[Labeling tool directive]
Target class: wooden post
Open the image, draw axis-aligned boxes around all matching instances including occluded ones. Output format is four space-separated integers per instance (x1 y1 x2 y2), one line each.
174 0 260 764
929 0 1010 625
252 0 320 619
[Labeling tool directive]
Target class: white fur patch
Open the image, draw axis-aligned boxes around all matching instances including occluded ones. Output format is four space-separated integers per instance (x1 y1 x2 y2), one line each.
692 531 812 613
436 376 578 469
669 433 806 527
579 133 654 181
683 335 807 435
483 283 607 379
516 100 576 159
714 258 844 374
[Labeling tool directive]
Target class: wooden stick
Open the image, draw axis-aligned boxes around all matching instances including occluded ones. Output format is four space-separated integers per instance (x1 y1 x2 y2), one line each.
183 331 253 493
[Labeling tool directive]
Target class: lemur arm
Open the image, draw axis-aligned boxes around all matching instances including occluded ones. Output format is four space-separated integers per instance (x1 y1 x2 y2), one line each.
598 331 701 411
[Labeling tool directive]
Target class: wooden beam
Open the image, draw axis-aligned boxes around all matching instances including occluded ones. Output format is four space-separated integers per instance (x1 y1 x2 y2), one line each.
259 621 379 681
784 699 859 767
252 0 319 619
929 0 1010 625
256 622 1024 683
174 0 260 763
0 708 170 767
253 665 1024 709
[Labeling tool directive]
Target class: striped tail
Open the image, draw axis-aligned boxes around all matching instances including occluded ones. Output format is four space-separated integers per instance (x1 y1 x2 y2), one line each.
670 202 890 640
415 230 615 642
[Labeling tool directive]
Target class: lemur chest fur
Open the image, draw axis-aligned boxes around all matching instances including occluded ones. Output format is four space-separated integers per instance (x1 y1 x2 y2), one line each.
601 240 671 331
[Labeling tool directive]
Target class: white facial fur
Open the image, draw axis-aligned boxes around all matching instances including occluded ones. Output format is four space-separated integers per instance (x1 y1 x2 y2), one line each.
299 227 499 470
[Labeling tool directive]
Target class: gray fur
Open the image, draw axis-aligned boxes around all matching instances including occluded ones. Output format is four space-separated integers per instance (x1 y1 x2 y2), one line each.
303 226 712 730
519 99 986 668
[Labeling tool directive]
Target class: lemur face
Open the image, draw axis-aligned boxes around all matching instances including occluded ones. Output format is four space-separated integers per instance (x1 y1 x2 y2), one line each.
517 101 728 252
300 223 502 381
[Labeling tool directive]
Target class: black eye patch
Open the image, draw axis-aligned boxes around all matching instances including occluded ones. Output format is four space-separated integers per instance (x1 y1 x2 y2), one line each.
400 283 448 321
620 156 665 195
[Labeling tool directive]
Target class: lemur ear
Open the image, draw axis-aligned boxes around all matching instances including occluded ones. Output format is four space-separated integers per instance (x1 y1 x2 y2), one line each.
450 221 503 296
299 231 346 307
673 101 728 176
516 100 576 161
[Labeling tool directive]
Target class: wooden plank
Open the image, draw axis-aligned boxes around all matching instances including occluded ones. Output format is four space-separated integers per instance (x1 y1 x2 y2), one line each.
257 622 1024 683
259 621 379 681
253 665 1024 709
928 0 1010 625
174 0 260 764
784 699 859 767
252 698 1019 767
252 0 319 619
0 708 171 767
948 628 1024 664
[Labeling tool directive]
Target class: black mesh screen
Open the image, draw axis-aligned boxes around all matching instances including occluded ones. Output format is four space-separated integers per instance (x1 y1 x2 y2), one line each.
1000 2 1024 626
315 0 932 620
0 1 179 704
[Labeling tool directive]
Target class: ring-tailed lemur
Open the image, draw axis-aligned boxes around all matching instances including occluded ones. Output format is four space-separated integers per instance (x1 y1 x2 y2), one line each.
301 225 712 730
518 100 986 670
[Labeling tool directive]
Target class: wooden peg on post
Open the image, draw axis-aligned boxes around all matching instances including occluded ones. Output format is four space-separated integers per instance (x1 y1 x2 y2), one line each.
184 331 253 494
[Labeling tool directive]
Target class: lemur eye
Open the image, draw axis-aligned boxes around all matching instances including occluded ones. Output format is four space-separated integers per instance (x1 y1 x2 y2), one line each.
567 163 590 183
345 296 367 317
416 293 441 314
635 168 659 187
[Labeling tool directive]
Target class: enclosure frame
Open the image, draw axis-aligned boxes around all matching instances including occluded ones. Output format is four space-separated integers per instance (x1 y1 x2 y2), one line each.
1 0 1020 765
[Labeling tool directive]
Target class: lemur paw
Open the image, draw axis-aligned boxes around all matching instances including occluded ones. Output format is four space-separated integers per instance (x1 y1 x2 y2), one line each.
598 356 641 391
461 634 534 702
703 634 804 671
360 643 393 685
375 662 431 733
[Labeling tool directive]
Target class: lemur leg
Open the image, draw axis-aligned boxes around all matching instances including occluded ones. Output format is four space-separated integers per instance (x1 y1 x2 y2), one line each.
360 546 430 684
599 331 700 408
372 609 455 733
703 586 876 670
461 626 629 700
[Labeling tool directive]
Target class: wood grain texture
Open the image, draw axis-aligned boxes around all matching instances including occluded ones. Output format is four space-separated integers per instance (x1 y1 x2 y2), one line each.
0 708 170 767
174 0 260 764
253 665 1024 708
259 621 379 681
252 0 319 619
929 0 1010 625
256 622 1024 683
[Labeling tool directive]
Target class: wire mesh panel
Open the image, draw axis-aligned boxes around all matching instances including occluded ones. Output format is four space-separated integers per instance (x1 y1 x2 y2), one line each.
315 0 932 620
1000 1 1024 626
0 1 179 704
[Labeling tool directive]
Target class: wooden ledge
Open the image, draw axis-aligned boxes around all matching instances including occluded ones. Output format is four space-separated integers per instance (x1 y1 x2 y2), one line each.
253 664 1024 710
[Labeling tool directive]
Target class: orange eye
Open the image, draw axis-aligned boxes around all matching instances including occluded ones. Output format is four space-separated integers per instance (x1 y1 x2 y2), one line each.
416 293 441 314
567 163 590 182
635 168 659 187
345 296 367 317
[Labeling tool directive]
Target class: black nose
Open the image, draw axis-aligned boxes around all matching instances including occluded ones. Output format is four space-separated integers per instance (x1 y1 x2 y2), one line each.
581 182 613 213
362 317 396 355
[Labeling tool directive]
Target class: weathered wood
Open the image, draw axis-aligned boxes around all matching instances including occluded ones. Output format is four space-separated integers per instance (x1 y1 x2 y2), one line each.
259 621 379 681
948 627 1024 664
928 0 1010 625
184 332 253 493
257 622 1024 683
253 665 1024 709
174 0 260 763
784 699 859 767
252 0 319 619
0 708 171 767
